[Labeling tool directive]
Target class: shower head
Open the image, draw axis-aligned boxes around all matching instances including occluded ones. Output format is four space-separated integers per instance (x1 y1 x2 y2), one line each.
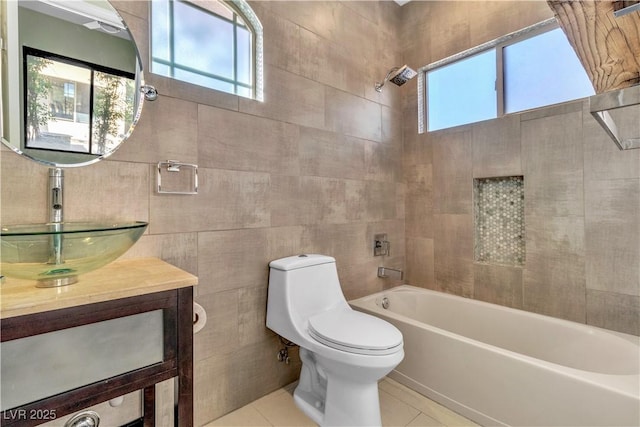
375 65 417 92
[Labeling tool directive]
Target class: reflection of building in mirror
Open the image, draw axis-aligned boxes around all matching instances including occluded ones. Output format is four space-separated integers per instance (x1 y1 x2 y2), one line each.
24 48 135 156
26 55 91 152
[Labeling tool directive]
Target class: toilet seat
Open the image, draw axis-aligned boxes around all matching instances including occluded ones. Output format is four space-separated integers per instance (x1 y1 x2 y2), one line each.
308 309 403 356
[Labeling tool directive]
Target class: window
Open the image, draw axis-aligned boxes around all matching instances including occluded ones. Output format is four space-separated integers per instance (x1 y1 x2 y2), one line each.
151 0 263 101
421 21 595 132
503 28 594 114
427 50 497 132
24 48 135 154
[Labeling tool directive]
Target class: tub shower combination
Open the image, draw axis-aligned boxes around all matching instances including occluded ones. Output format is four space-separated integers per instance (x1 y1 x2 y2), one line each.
350 285 640 427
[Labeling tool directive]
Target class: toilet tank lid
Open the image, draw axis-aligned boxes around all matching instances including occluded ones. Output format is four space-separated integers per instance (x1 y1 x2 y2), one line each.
269 254 336 271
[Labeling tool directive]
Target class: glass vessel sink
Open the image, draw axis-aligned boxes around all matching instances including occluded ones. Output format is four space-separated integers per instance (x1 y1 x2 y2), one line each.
0 221 148 287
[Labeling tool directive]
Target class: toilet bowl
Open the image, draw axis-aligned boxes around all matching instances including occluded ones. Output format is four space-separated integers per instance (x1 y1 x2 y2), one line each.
266 254 404 426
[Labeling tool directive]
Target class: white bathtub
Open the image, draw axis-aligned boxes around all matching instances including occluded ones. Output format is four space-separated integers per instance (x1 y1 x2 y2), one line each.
350 285 640 427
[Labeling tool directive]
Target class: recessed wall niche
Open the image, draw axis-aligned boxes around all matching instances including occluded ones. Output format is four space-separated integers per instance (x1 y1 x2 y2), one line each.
474 176 525 266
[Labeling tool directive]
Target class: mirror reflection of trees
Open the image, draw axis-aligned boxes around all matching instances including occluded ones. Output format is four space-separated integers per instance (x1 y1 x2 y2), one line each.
93 72 135 155
25 56 52 141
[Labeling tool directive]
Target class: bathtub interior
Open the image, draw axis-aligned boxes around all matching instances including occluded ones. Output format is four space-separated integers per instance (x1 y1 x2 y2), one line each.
352 286 640 375
350 285 640 427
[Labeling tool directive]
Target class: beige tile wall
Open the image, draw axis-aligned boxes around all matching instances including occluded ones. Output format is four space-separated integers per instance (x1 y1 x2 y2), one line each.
401 1 640 336
3 1 638 425
0 1 404 425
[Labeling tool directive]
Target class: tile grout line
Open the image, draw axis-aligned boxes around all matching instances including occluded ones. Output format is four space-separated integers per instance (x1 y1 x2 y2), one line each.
247 402 276 427
403 410 423 427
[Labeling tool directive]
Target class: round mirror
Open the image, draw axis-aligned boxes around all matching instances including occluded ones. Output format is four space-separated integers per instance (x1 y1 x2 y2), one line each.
1 0 147 167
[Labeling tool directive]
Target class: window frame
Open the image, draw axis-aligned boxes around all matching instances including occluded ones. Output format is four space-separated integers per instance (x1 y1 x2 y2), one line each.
425 48 498 132
418 18 592 133
150 0 263 101
494 22 576 117
23 46 135 155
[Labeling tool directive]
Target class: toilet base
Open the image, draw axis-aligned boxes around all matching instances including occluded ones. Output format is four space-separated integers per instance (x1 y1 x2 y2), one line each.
293 348 389 427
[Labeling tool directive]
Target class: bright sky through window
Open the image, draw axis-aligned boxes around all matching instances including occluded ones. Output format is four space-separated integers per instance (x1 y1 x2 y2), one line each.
151 0 257 99
427 50 497 132
425 23 595 132
503 28 595 113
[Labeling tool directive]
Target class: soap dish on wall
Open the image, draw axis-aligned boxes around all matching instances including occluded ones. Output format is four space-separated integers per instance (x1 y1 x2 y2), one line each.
157 160 198 195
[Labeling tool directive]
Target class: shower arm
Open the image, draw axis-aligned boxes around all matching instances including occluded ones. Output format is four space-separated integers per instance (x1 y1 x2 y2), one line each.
375 67 400 92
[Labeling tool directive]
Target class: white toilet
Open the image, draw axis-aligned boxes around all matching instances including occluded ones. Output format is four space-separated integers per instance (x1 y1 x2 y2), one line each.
266 254 404 427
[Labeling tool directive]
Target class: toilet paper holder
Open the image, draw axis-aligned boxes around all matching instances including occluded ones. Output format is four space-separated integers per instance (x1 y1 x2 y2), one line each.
193 302 207 334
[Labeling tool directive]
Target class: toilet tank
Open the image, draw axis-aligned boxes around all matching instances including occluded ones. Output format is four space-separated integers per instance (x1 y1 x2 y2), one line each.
266 255 349 342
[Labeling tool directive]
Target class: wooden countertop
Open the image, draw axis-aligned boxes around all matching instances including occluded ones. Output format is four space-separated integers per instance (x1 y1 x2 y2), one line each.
1 257 198 319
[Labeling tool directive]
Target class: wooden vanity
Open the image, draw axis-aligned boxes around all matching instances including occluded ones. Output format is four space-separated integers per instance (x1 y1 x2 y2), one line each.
0 258 198 427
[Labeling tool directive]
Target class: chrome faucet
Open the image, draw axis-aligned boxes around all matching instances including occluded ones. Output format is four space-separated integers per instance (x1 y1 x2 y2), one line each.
49 168 64 223
48 168 64 266
377 266 403 280
41 168 78 286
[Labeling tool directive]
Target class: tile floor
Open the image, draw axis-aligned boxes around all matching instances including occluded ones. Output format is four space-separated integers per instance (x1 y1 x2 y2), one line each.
206 377 478 427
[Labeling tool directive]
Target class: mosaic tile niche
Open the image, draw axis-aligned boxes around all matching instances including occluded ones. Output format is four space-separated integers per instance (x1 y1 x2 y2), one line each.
474 176 525 266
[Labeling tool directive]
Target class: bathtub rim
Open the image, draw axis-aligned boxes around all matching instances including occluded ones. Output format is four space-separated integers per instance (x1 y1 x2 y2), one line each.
352 284 638 344
350 285 640 400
